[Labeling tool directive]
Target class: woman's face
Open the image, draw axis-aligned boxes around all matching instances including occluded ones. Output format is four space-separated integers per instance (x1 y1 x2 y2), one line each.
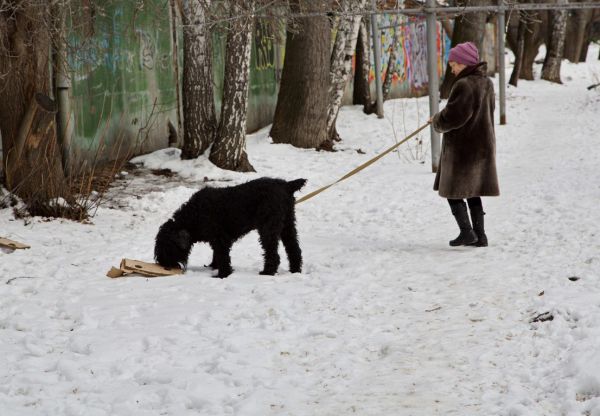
449 61 467 76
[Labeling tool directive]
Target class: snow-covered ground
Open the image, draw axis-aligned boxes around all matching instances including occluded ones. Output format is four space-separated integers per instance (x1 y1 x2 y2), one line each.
1 47 600 416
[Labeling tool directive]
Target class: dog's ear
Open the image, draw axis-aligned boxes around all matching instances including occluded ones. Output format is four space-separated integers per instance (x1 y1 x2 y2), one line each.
175 229 191 250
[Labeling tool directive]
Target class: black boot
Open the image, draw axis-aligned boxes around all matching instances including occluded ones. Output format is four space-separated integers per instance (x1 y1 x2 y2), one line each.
449 202 478 246
468 206 488 247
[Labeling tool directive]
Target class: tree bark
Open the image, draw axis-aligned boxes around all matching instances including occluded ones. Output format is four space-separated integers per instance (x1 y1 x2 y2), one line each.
577 14 594 62
353 19 374 113
326 0 366 143
578 39 590 62
509 14 527 87
0 5 66 199
440 0 491 98
209 0 256 172
564 8 594 62
541 0 568 83
180 0 217 160
8 94 66 198
383 18 401 101
270 0 330 149
441 19 453 39
520 8 546 81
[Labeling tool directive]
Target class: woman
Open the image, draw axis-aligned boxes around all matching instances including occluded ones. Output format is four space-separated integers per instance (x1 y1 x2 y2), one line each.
431 42 499 247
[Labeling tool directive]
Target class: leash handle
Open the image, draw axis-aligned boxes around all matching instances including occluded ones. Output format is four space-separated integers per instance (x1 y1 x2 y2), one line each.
296 121 432 204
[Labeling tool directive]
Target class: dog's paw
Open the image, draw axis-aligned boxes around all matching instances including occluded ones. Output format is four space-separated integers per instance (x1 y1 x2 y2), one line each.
259 270 276 276
290 268 302 274
216 267 232 278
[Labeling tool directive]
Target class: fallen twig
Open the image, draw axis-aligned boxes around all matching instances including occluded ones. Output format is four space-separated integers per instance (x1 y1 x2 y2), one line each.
6 276 39 285
531 311 554 323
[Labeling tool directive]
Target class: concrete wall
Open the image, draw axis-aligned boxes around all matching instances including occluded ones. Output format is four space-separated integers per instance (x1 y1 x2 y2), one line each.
68 0 178 163
64 4 475 165
66 1 284 163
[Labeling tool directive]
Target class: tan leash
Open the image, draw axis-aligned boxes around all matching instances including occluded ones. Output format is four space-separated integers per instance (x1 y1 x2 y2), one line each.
296 121 431 204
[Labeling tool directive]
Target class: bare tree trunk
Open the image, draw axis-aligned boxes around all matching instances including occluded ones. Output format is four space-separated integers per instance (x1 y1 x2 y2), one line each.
579 39 590 62
440 0 491 98
270 0 330 149
0 4 66 199
564 8 594 62
577 17 594 62
541 0 568 83
353 18 374 113
441 19 453 39
209 1 256 172
180 0 217 160
10 94 66 198
509 14 527 86
383 18 401 101
519 8 546 81
326 0 367 144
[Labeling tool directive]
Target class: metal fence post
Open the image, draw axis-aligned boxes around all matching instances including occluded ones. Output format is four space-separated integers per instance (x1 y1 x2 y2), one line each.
56 6 72 176
370 0 384 118
497 3 507 125
426 0 440 172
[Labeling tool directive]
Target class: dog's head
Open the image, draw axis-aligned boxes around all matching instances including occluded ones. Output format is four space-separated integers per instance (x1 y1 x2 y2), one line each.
154 219 193 269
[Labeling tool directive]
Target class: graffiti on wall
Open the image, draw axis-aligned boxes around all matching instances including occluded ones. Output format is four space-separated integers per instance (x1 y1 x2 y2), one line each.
254 21 276 70
68 0 177 148
66 3 456 156
372 15 450 96
138 30 156 70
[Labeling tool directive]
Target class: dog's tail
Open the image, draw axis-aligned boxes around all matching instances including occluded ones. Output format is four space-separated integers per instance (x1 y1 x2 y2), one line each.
286 178 307 194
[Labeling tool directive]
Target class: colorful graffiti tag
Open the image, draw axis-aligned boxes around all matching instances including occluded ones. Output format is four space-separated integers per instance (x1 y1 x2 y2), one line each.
372 15 451 97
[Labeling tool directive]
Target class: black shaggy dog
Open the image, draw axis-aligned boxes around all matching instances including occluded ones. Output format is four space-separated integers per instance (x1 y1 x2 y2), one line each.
154 177 306 278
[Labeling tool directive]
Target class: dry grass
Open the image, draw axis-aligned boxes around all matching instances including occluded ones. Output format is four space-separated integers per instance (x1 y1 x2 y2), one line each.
6 128 133 223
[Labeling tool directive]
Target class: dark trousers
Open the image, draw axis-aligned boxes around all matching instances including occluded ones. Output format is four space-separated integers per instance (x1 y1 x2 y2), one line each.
447 197 482 210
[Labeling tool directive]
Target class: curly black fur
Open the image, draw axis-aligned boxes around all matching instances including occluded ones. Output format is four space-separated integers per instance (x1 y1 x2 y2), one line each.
154 177 306 278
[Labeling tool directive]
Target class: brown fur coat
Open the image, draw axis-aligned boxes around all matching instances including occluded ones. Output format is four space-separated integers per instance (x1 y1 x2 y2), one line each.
432 63 500 199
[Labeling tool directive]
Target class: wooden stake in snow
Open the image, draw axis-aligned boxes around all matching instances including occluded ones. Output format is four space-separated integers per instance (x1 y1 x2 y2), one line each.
107 259 183 278
0 237 30 250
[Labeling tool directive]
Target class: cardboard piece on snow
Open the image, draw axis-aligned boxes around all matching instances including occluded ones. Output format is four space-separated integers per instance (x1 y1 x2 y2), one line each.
107 258 183 278
0 237 30 250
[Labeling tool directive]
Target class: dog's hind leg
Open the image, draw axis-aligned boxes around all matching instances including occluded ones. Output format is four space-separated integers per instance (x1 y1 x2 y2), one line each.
258 229 281 276
281 215 302 273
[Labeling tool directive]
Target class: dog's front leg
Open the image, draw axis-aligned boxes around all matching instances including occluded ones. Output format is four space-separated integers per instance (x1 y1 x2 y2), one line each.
211 241 233 278
208 243 219 269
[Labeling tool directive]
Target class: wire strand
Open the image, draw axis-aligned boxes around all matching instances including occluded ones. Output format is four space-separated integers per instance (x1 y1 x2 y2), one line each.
180 2 600 28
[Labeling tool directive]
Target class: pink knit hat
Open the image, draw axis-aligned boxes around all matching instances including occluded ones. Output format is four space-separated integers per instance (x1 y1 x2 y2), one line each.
448 42 479 66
